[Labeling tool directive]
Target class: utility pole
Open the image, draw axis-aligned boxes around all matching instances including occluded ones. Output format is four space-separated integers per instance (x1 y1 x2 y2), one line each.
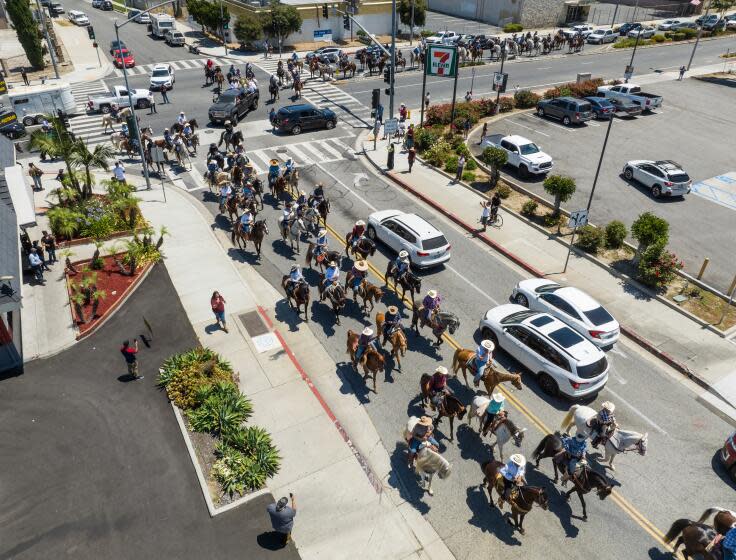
410 0 415 45
219 0 228 56
494 47 506 113
390 0 397 118
687 0 710 70
34 0 60 80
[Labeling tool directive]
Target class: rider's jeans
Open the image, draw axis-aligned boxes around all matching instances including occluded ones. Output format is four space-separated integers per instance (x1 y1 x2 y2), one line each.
473 358 487 382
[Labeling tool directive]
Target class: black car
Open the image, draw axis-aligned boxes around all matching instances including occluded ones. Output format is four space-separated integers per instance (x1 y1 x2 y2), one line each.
0 111 26 139
207 87 259 125
275 104 337 135
102 0 113 9
618 22 642 35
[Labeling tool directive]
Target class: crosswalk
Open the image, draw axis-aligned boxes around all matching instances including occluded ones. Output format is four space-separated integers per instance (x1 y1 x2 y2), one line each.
238 136 355 175
68 81 113 147
112 57 233 77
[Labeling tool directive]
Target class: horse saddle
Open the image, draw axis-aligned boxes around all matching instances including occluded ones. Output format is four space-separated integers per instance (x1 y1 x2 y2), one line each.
495 474 520 502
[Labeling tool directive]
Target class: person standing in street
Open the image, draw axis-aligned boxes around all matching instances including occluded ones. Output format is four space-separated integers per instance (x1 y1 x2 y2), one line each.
121 340 142 380
376 103 384 124
21 68 29 86
387 142 395 170
479 122 488 145
210 291 228 333
455 155 465 182
678 65 686 80
41 231 57 263
148 89 157 113
28 163 44 191
407 146 416 173
161 85 170 104
267 494 297 547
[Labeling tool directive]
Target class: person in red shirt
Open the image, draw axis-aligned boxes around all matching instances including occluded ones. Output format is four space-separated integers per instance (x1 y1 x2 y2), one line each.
210 291 228 333
120 340 142 380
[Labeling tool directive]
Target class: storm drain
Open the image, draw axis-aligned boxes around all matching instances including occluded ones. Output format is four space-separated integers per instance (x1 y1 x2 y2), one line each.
239 310 269 337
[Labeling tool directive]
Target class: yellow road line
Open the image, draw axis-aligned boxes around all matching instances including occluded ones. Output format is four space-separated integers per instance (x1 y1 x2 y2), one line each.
323 222 673 552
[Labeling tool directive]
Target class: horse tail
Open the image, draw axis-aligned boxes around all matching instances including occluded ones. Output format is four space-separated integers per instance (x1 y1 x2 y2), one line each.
305 243 313 266
664 519 693 544
532 434 551 461
697 507 728 525
559 404 579 433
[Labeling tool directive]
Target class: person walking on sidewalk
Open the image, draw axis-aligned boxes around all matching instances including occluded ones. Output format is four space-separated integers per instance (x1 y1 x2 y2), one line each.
210 291 228 333
267 493 297 547
424 92 430 111
407 146 416 173
479 122 488 145
42 231 57 263
678 65 686 80
387 142 395 170
463 117 471 139
21 68 30 86
455 155 465 182
120 340 142 380
28 163 44 191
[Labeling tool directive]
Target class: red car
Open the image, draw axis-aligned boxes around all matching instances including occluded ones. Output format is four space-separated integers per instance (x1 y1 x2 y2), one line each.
722 431 736 482
113 49 135 68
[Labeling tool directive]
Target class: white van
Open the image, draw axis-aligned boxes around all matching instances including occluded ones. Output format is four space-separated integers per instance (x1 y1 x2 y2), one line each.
8 82 77 126
68 10 89 25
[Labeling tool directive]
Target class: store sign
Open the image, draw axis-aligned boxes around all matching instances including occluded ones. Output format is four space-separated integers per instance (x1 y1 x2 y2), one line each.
314 29 333 42
426 45 457 77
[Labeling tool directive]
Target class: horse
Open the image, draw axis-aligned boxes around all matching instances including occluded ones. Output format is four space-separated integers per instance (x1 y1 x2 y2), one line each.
232 219 268 257
300 205 320 235
411 304 460 346
269 81 279 103
395 54 406 72
282 276 310 322
665 520 719 560
220 129 244 152
375 311 407 370
247 177 265 210
699 507 736 535
171 119 198 134
338 60 356 79
346 329 385 392
309 58 320 79
279 216 306 253
315 197 330 226
418 376 466 441
305 243 341 272
224 194 241 224
292 79 303 99
319 63 334 81
469 396 526 460
318 278 347 325
384 263 421 302
271 175 287 203
404 416 452 495
560 404 648 470
344 276 383 313
451 348 524 393
101 114 116 133
481 460 549 535
345 235 376 260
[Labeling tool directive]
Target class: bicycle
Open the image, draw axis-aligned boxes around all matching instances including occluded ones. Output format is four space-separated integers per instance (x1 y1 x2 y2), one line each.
480 211 503 230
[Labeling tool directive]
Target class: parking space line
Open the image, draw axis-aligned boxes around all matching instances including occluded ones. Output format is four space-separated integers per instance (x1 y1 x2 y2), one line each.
506 118 550 137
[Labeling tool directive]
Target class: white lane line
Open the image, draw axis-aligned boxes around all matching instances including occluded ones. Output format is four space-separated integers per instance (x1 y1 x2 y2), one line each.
288 144 315 165
580 62 593 65
300 142 331 163
446 264 499 305
316 140 342 160
603 387 668 435
536 66 552 70
251 149 272 168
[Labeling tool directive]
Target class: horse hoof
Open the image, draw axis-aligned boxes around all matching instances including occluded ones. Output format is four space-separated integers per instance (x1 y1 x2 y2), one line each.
518 528 525 536
427 488 434 496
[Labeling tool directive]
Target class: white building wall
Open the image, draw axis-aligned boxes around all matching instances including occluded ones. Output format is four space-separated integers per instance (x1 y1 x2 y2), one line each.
278 11 392 45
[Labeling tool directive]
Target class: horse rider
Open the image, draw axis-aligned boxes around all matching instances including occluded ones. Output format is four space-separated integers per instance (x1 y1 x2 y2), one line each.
284 157 296 180
239 207 254 238
163 128 174 150
268 158 281 186
312 228 328 259
421 289 441 326
218 181 232 214
110 102 120 121
399 103 408 122
281 201 295 227
481 393 507 437
349 220 366 250
177 111 187 127
206 58 214 72
218 120 234 148
587 401 617 448
407 416 439 468
182 121 193 138
286 264 306 297
349 259 369 293
498 454 527 509
383 305 402 340
310 183 325 207
243 161 255 181
270 73 279 91
555 432 588 487
391 250 411 283
321 260 340 297
120 121 129 139
234 145 247 168
428 365 452 415
291 51 299 63
296 189 308 207
471 339 495 387
355 326 380 365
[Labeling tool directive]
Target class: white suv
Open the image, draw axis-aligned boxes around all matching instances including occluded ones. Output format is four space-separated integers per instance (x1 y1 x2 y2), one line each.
479 305 609 398
622 159 691 198
511 279 620 347
149 63 175 91
367 210 451 268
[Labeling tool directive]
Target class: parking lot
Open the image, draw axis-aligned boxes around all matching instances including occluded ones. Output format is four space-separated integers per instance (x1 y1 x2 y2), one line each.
489 78 736 292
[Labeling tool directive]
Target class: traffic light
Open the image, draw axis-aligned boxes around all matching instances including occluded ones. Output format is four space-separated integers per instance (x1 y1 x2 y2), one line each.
343 14 350 30
322 4 328 18
87 25 95 40
384 87 392 96
383 66 392 83
222 20 229 30
371 88 380 109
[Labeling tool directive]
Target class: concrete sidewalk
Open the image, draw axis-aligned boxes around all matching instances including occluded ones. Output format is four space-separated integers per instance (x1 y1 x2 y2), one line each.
134 181 454 560
359 103 736 424
52 22 113 84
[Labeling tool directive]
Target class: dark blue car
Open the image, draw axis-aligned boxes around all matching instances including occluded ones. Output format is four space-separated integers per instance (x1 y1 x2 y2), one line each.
584 96 615 120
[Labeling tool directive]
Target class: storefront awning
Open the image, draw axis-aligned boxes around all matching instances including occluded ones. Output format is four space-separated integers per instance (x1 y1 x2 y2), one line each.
3 166 36 228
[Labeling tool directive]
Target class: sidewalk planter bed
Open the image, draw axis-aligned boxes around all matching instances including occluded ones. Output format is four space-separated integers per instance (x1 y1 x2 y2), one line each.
542 78 604 100
158 348 281 504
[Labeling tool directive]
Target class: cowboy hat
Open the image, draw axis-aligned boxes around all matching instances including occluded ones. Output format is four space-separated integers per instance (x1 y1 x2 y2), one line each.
328 260 337 267
435 365 448 375
417 416 433 428
491 393 505 403
601 401 615 413
427 290 437 298
290 264 299 271
510 454 526 467
356 219 366 226
300 190 306 196
355 260 368 272
318 228 326 236
387 305 398 314
362 326 373 336
399 250 409 258
269 159 280 166
245 162 254 167
481 340 495 352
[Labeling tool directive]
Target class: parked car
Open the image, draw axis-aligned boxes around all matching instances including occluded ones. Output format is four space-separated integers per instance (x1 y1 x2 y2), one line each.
149 63 175 90
91 0 103 7
87 85 150 113
584 96 615 119
101 0 113 10
628 26 656 39
536 96 593 125
208 87 259 125
68 9 89 25
622 159 692 198
657 19 682 30
720 431 736 482
479 304 610 398
586 28 617 43
48 2 64 16
165 30 185 46
109 40 127 55
367 210 451 268
596 83 663 111
564 24 596 38
671 21 698 30
306 47 342 63
617 22 642 35
112 48 135 68
609 97 642 117
511 279 620 347
128 9 151 23
0 110 26 140
726 14 736 29
701 14 723 30
274 104 336 135
480 134 553 177
456 34 475 46
425 30 458 44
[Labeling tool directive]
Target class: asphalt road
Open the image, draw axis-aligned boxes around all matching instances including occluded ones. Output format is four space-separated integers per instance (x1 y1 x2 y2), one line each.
180 131 736 560
0 264 300 559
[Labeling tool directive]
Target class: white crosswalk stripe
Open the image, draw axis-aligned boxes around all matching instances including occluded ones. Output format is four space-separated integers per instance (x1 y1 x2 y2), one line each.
242 137 354 175
67 81 115 147
111 57 231 78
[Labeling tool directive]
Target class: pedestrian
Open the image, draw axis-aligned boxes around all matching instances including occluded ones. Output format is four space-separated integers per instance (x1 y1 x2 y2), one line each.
267 494 297 548
407 146 416 173
405 124 415 150
161 85 170 104
210 291 229 333
376 103 384 124
148 89 157 113
479 122 488 145
32 240 50 270
465 90 472 102
678 65 686 80
463 117 471 139
387 142 395 170
480 200 492 231
113 161 126 184
264 40 270 59
121 339 143 380
28 163 44 191
28 249 44 282
55 168 66 185
455 155 465 182
41 230 57 263
424 92 430 111
373 119 381 144
21 68 29 86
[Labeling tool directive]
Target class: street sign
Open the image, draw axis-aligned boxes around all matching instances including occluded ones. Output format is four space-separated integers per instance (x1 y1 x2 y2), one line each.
425 45 458 77
150 146 165 163
383 118 398 135
313 29 333 42
492 71 508 93
568 209 589 228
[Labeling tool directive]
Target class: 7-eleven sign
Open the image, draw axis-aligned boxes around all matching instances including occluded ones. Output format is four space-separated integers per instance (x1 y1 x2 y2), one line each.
426 45 458 77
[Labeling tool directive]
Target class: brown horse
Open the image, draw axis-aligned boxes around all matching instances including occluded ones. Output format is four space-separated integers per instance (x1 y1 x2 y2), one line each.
384 262 421 303
339 60 356 78
481 460 549 535
293 80 303 99
451 348 523 393
345 275 383 313
376 311 407 370
281 276 310 322
346 329 385 392
271 175 287 202
315 197 330 226
318 276 347 325
305 243 341 272
309 58 320 79
419 375 466 442
231 219 268 257
665 519 720 560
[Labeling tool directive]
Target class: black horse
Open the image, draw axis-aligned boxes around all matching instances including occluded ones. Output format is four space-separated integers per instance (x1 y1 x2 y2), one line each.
384 263 421 303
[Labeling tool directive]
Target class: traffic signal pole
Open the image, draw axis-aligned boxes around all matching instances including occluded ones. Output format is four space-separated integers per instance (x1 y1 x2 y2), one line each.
390 0 396 118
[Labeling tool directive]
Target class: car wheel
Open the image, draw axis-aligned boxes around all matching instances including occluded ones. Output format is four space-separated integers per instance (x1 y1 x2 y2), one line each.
291 124 302 135
326 120 335 130
519 165 529 179
136 99 148 109
100 105 111 114
651 185 662 198
251 98 258 111
22 116 36 127
35 115 46 125
367 225 377 240
514 293 529 307
623 167 634 181
537 107 545 118
538 373 559 396
562 116 571 126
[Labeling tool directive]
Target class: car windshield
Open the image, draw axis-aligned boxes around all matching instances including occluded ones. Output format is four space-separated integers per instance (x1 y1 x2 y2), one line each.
577 357 608 379
519 143 540 155
547 327 585 348
219 91 239 101
421 234 448 250
668 172 690 183
500 310 537 324
117 50 130 57
583 306 615 326
152 69 169 77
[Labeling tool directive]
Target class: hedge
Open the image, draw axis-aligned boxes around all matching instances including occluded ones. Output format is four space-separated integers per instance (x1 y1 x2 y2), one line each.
543 78 604 100
503 23 523 33
424 97 513 126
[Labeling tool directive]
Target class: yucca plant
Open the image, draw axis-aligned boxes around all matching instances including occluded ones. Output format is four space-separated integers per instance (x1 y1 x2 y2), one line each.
70 292 86 324
91 240 105 270
89 290 106 321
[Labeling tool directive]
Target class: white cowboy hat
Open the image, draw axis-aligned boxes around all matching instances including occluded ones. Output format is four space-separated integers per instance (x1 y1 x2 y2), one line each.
355 260 368 272
245 162 254 167
300 190 306 196
290 264 299 271
328 260 337 267
399 250 409 258
356 219 366 226
427 290 437 298
481 340 495 352
387 305 398 314
491 392 505 403
179 111 185 115
601 401 615 412
435 365 448 375
224 120 231 125
510 454 526 467
417 416 433 428
362 326 373 336
318 229 326 236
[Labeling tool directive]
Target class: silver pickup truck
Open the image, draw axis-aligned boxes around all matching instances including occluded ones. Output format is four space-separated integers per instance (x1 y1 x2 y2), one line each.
596 83 663 112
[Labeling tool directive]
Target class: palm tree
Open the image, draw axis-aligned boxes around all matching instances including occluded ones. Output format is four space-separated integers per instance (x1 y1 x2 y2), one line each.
155 225 169 250
89 290 107 321
28 117 80 194
69 139 114 199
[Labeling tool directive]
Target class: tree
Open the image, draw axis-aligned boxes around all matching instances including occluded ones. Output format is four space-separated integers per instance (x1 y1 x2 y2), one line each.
188 0 228 35
631 212 669 261
543 175 576 217
481 146 507 188
69 139 114 199
234 13 263 47
6 0 44 69
29 118 80 194
260 0 302 46
398 0 426 30
711 0 735 16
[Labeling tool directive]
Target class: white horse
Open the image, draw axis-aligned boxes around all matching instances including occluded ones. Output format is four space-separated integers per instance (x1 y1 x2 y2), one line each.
468 396 526 461
404 417 452 496
561 404 648 470
279 216 306 253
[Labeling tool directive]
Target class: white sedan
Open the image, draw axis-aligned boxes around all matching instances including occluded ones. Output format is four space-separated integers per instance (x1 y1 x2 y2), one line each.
511 279 620 347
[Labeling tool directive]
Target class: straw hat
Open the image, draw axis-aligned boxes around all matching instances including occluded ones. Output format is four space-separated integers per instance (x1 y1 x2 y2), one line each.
576 432 587 440
601 401 615 413
270 158 280 166
245 161 254 168
427 289 437 298
328 260 337 267
356 219 366 226
417 416 433 428
435 365 448 375
491 392 505 403
362 326 373 336
481 340 495 352
510 454 526 467
318 228 326 237
387 305 398 314
355 260 368 272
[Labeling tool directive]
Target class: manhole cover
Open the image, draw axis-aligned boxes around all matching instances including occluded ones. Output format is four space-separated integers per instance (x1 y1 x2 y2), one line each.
239 310 269 337
276 147 288 154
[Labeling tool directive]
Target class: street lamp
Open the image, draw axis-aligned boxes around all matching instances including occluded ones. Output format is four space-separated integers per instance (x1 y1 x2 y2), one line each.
687 0 711 70
219 0 228 56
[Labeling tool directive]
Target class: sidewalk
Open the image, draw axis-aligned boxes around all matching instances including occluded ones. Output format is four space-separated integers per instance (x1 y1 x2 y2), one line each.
52 22 113 84
359 105 736 424
134 180 454 560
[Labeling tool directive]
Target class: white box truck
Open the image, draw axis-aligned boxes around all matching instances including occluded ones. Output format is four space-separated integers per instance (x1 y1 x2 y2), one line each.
7 82 77 126
150 13 175 38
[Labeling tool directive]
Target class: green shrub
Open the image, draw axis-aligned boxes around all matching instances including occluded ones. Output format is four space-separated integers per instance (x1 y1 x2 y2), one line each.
464 157 477 170
664 31 673 39
158 347 236 410
632 212 669 252
462 170 476 182
652 34 665 42
188 381 253 437
575 224 604 254
673 32 686 41
420 30 434 38
637 240 683 289
544 87 561 99
521 199 538 216
212 438 281 497
605 220 628 249
678 27 697 39
356 28 367 37
444 155 459 173
424 139 452 167
482 146 508 187
543 213 562 227
514 89 541 109
498 96 514 112
503 23 523 32
496 184 512 198
414 127 438 152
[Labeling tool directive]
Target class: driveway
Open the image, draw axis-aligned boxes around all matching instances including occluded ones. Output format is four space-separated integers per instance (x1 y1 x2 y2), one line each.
0 264 300 560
